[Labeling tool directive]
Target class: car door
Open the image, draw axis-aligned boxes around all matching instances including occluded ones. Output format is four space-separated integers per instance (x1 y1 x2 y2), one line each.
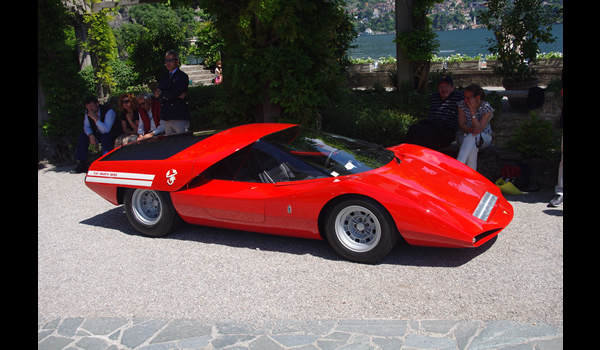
197 144 267 223
196 139 330 225
197 180 268 223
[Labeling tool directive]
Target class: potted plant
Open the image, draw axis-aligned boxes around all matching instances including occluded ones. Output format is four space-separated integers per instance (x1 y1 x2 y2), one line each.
480 0 562 92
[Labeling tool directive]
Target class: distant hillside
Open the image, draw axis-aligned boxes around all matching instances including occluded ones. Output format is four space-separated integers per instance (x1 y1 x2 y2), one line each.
345 0 563 33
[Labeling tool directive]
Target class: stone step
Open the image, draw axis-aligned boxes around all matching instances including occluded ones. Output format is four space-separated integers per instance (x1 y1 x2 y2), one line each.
181 64 215 86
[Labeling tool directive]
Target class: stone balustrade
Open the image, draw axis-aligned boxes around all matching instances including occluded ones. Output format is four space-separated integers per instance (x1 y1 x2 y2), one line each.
346 58 563 89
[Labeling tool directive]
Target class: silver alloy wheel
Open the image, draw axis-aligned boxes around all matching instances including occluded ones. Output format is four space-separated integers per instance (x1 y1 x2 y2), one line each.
334 205 381 253
131 189 163 226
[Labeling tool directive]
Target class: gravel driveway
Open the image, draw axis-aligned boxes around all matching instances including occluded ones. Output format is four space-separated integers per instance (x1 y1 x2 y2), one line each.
38 164 563 327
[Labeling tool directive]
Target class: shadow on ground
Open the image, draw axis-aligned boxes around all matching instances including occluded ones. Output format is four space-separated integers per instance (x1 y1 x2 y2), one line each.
81 206 496 267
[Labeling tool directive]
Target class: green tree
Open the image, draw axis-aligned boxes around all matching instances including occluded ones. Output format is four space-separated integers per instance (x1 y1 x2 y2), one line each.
189 21 224 68
127 3 180 24
38 0 94 160
480 0 562 82
126 16 188 84
83 9 118 98
114 22 146 58
195 0 357 126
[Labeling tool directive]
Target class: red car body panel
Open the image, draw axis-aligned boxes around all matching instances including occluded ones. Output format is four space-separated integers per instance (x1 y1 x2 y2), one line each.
85 123 513 249
85 123 296 203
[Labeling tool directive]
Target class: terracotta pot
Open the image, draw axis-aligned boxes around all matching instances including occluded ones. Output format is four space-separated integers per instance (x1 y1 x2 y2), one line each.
502 78 540 110
502 78 540 90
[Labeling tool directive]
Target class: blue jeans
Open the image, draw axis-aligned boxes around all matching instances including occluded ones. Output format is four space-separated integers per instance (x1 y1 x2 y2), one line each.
75 131 117 163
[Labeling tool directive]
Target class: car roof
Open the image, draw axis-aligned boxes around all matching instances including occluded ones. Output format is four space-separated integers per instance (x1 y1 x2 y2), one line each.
101 123 296 162
189 123 297 176
89 123 297 192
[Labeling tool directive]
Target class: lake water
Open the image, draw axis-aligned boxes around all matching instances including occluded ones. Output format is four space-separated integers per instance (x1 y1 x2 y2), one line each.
348 24 563 59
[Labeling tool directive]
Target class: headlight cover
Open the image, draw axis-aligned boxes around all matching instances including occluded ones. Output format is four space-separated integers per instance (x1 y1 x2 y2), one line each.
473 192 498 221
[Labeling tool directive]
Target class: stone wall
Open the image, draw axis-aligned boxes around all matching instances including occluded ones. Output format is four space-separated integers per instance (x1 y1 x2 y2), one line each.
430 58 563 88
346 58 563 89
491 91 563 148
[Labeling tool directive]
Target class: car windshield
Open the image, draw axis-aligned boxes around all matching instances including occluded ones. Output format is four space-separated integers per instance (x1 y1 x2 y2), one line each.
204 126 396 183
261 126 395 178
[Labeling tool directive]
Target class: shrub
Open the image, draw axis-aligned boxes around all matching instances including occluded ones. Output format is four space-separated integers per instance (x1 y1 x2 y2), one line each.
354 109 417 147
320 89 418 147
506 111 561 159
485 91 503 115
186 84 222 130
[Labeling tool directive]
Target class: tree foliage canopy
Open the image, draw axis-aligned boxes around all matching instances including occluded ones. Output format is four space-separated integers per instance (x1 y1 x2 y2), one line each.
83 9 118 95
194 0 357 126
188 21 224 68
126 15 187 84
480 0 562 82
38 0 94 142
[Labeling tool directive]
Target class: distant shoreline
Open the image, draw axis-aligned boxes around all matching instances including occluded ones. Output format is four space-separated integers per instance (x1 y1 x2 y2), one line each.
350 24 563 59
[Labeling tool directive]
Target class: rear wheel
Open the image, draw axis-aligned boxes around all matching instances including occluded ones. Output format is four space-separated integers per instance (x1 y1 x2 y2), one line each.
324 198 398 264
124 188 183 237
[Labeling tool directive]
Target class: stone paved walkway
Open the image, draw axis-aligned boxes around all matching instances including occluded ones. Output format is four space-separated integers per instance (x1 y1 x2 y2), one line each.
38 317 563 349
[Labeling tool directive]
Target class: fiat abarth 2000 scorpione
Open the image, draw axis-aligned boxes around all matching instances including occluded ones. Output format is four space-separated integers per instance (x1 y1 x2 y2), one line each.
85 123 513 263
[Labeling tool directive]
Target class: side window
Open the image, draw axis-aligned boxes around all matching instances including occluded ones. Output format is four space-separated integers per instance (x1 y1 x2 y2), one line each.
252 141 328 182
251 147 296 183
204 145 260 182
204 140 329 183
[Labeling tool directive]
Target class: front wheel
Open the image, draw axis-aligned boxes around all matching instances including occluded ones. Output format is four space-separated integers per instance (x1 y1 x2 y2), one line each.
324 198 398 264
124 188 183 237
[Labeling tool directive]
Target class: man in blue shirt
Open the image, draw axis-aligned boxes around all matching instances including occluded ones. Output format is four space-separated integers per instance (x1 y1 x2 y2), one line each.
403 76 464 150
71 96 119 173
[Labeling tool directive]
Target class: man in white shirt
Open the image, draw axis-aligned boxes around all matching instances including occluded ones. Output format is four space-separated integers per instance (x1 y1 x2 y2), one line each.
72 96 119 173
136 92 165 140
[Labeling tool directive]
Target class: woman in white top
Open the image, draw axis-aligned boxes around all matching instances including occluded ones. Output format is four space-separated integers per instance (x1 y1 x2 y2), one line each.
456 84 494 170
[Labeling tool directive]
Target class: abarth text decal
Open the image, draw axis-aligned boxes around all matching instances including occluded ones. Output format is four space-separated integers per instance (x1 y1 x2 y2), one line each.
86 171 155 187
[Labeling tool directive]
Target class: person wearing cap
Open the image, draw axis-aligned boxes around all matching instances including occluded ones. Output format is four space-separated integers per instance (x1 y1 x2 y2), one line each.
403 75 464 150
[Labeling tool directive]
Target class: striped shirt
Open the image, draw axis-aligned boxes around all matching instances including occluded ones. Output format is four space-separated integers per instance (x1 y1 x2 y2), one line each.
458 99 494 136
428 90 464 131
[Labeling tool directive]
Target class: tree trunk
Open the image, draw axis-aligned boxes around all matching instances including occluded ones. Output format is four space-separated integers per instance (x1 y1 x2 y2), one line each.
68 0 93 71
415 61 431 92
395 0 414 88
69 0 108 100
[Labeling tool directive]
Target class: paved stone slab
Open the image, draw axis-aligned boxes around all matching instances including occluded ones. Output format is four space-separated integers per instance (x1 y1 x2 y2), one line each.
121 319 169 348
80 317 128 335
150 319 212 344
38 318 563 349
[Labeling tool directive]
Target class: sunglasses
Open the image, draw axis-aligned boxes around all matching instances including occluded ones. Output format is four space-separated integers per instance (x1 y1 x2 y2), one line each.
164 58 178 63
121 99 130 104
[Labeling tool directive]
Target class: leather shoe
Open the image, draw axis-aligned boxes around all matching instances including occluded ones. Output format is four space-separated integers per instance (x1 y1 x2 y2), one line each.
70 163 88 174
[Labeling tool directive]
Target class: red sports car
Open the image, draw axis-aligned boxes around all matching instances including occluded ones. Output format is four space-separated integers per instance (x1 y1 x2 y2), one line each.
85 123 513 263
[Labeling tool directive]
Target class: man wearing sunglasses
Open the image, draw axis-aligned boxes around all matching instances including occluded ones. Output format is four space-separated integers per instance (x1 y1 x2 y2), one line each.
156 50 191 135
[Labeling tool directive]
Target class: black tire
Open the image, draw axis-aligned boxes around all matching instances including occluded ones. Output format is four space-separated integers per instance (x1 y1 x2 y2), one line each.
324 198 398 264
123 188 183 237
